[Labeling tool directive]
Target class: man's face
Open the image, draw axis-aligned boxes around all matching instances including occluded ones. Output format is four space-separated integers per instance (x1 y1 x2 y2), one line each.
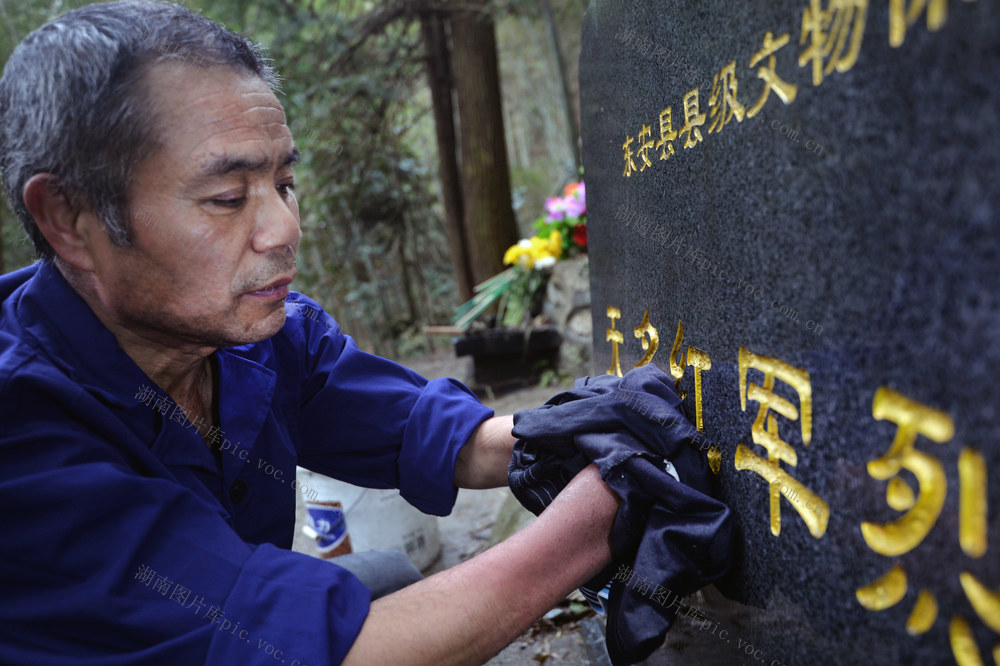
88 63 301 349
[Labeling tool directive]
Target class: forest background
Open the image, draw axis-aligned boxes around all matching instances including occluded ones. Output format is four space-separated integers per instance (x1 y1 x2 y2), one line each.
0 0 585 359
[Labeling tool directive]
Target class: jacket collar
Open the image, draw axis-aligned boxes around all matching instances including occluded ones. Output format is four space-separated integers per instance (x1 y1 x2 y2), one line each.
13 261 153 408
10 262 278 443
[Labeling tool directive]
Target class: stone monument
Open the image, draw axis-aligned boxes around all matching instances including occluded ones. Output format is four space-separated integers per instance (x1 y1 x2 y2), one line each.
580 0 998 663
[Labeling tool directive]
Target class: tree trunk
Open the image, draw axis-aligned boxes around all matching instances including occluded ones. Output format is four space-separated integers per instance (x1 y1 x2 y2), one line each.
449 3 519 286
395 232 419 326
542 0 581 170
419 4 474 301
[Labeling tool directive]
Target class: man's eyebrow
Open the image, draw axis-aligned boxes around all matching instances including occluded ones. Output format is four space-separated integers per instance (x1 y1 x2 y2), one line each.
196 148 300 178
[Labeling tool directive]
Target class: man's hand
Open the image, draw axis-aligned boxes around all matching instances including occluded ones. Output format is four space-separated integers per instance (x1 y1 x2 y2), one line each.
342 464 619 665
453 415 516 489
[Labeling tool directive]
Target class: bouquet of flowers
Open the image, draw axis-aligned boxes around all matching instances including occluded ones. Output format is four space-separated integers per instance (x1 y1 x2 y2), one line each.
453 181 586 329
535 180 587 255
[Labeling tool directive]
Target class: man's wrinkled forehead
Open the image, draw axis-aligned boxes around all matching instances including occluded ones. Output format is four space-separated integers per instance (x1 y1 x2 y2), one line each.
139 61 294 169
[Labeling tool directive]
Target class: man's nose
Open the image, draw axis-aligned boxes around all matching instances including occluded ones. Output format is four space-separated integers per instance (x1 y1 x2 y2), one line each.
250 187 301 255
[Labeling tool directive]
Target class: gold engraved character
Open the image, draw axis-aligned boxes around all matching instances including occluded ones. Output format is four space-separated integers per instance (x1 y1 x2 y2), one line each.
637 124 655 171
633 310 659 368
857 389 998 661
856 388 952 637
686 348 712 431
678 88 707 149
707 60 746 134
733 346 828 538
860 387 952 556
655 107 677 161
668 320 687 399
798 0 869 86
606 306 624 377
959 447 987 558
954 448 997 664
622 135 637 177
747 32 799 118
668 321 713 434
889 0 947 48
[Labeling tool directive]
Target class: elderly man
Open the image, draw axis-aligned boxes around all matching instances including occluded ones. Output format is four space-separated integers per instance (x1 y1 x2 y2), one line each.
0 1 619 663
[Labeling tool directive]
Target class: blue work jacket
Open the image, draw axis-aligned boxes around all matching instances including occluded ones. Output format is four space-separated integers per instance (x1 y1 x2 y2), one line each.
0 261 492 664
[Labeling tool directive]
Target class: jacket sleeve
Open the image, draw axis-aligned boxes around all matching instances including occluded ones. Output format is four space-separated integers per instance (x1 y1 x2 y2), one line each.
286 294 494 516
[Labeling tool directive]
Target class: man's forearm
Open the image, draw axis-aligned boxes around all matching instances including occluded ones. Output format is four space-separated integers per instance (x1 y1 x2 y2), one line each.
454 415 516 489
342 464 619 666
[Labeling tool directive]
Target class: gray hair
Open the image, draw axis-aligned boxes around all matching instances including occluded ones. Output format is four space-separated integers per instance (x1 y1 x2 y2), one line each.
0 0 279 259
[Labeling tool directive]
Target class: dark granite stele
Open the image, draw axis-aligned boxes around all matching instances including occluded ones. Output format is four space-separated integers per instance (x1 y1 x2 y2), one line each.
580 0 999 664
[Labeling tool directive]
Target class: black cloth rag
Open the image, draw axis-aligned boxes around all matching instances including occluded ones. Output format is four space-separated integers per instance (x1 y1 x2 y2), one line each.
508 364 733 665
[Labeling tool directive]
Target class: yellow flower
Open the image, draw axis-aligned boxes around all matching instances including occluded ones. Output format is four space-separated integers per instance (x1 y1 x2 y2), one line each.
503 239 535 269
505 233 562 271
528 236 548 260
547 230 563 259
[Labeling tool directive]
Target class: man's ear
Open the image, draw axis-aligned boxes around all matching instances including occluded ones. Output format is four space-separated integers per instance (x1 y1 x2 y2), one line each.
22 173 102 272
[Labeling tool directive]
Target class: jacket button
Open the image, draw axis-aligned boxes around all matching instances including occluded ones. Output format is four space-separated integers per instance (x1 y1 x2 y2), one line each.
229 480 248 504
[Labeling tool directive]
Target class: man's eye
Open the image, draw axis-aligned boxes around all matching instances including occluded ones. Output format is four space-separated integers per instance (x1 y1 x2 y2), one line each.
210 198 245 208
278 183 296 196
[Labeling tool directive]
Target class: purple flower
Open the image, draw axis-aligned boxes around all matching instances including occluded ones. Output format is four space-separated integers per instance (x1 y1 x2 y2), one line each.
563 196 585 218
545 196 567 222
544 181 586 223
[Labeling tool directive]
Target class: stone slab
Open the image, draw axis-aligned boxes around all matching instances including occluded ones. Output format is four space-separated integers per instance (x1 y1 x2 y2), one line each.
580 0 1000 663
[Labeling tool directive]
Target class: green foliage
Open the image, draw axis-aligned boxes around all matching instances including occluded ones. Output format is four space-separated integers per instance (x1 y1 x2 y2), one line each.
0 0 587 359
497 266 548 328
244 1 457 357
536 361 572 389
453 269 516 330
0 0 456 358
